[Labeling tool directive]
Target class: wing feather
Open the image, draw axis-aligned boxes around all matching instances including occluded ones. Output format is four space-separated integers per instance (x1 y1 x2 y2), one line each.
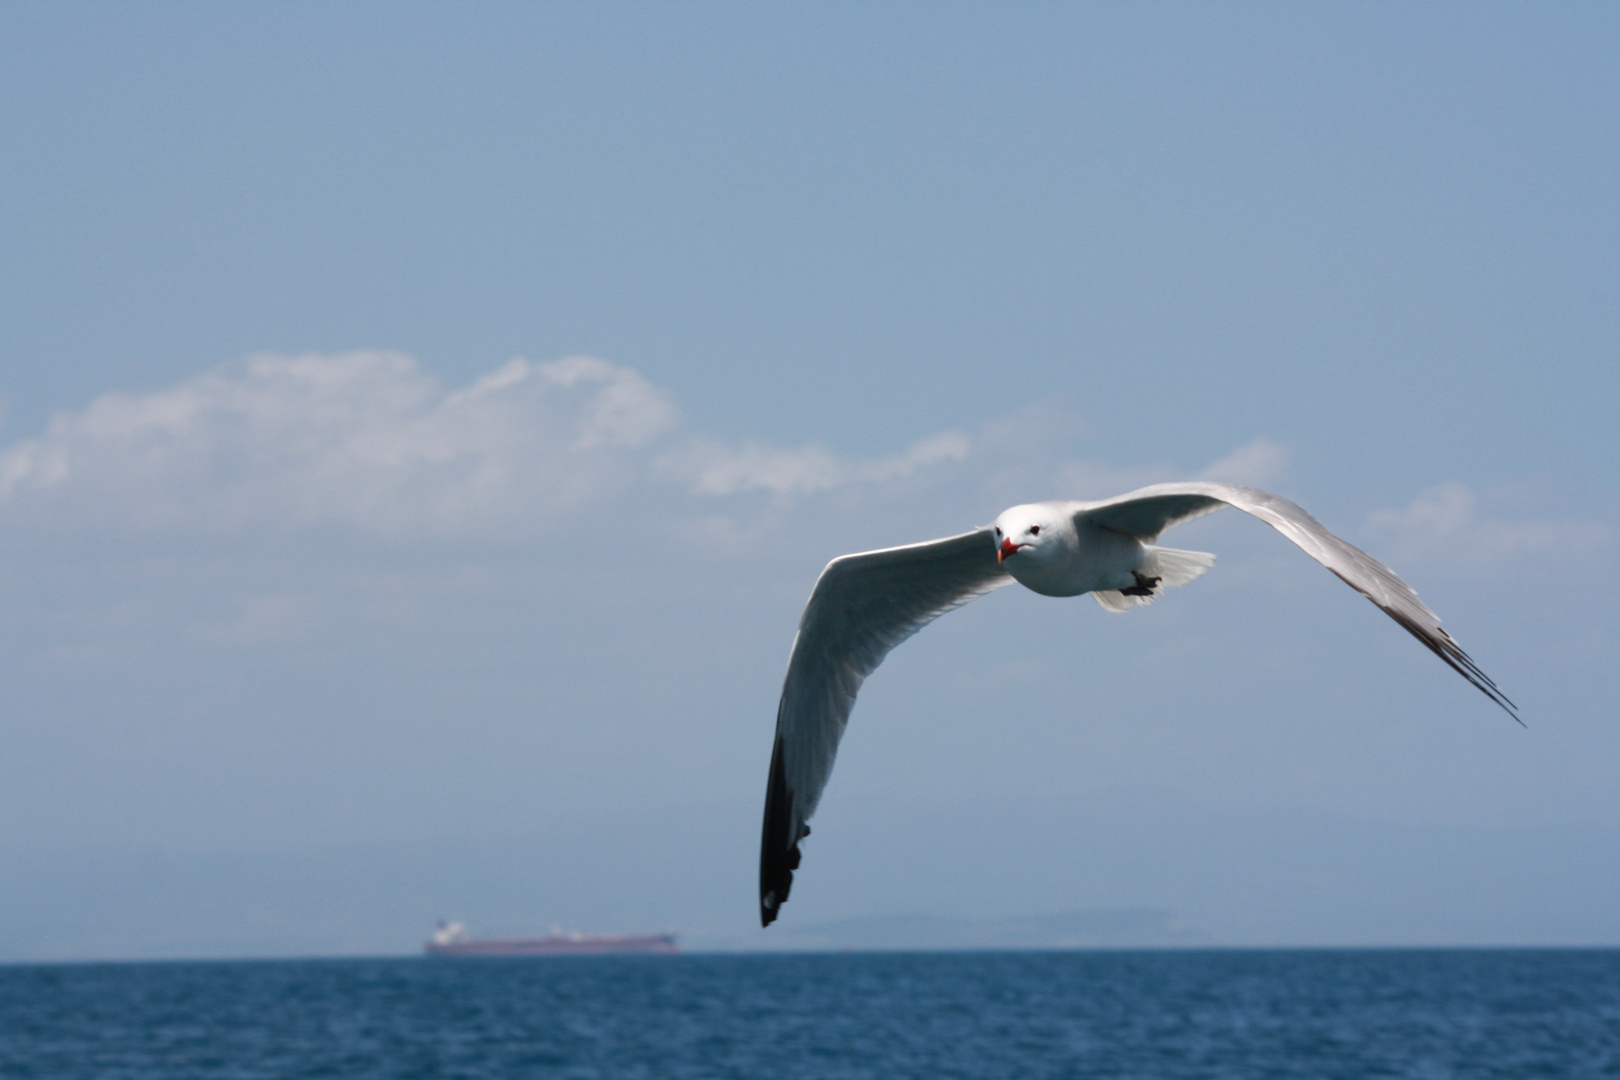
1076 482 1519 722
759 528 1012 925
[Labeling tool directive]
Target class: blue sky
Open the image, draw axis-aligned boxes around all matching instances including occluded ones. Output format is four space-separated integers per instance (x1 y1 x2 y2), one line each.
0 3 1615 958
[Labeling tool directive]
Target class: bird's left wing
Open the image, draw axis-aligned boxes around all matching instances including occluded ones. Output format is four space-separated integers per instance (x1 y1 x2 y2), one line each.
1074 481 1519 722
760 528 1013 925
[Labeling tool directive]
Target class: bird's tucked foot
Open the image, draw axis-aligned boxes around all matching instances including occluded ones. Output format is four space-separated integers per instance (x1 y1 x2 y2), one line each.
1119 571 1161 597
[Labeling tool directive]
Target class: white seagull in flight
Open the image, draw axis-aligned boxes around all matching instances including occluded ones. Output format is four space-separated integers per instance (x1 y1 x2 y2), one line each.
758 482 1518 926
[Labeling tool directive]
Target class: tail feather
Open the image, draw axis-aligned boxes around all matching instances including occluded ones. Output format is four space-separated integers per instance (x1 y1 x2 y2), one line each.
1147 545 1216 586
1092 546 1215 613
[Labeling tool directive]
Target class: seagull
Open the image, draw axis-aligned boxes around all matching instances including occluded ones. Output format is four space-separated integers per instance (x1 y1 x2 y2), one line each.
758 481 1518 926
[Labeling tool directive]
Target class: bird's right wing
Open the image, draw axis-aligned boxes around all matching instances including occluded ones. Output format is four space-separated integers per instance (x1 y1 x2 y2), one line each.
760 528 1013 925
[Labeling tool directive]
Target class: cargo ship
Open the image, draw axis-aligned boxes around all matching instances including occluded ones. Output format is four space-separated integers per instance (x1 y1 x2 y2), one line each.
424 920 679 957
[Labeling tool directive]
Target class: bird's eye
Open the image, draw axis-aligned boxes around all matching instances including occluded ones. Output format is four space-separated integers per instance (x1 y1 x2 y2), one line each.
1029 525 1041 536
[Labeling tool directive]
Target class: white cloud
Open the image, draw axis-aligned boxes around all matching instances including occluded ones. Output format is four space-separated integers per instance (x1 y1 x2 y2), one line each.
858 432 973 482
0 352 679 537
0 352 982 541
667 430 971 498
0 351 1410 559
1364 482 1612 570
670 439 846 498
1198 437 1291 487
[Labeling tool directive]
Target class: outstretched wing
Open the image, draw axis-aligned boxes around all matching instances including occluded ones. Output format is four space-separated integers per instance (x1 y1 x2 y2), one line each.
1075 481 1519 722
760 528 1013 925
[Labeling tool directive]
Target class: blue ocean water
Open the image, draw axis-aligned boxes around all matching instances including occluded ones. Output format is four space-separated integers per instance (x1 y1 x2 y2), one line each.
1 950 1616 1079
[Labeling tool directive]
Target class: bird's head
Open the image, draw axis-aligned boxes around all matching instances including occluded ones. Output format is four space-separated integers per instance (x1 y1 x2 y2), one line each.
992 504 1065 566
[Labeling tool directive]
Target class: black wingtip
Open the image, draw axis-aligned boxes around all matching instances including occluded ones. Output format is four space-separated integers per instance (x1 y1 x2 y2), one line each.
1385 609 1523 726
759 734 801 927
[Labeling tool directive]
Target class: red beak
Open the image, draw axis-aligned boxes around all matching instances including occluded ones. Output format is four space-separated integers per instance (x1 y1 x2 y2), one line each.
998 538 1021 563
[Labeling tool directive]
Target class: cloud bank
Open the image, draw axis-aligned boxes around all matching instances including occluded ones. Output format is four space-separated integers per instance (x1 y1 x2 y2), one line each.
0 353 679 537
0 353 987 541
0 352 1056 542
1 352 1603 576
1365 482 1612 571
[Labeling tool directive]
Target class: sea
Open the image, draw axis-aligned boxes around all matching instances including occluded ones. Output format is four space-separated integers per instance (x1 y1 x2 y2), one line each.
1 949 1615 1079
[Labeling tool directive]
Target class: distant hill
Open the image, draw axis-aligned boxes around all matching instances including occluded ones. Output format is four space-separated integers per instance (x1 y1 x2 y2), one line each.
692 908 1209 952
